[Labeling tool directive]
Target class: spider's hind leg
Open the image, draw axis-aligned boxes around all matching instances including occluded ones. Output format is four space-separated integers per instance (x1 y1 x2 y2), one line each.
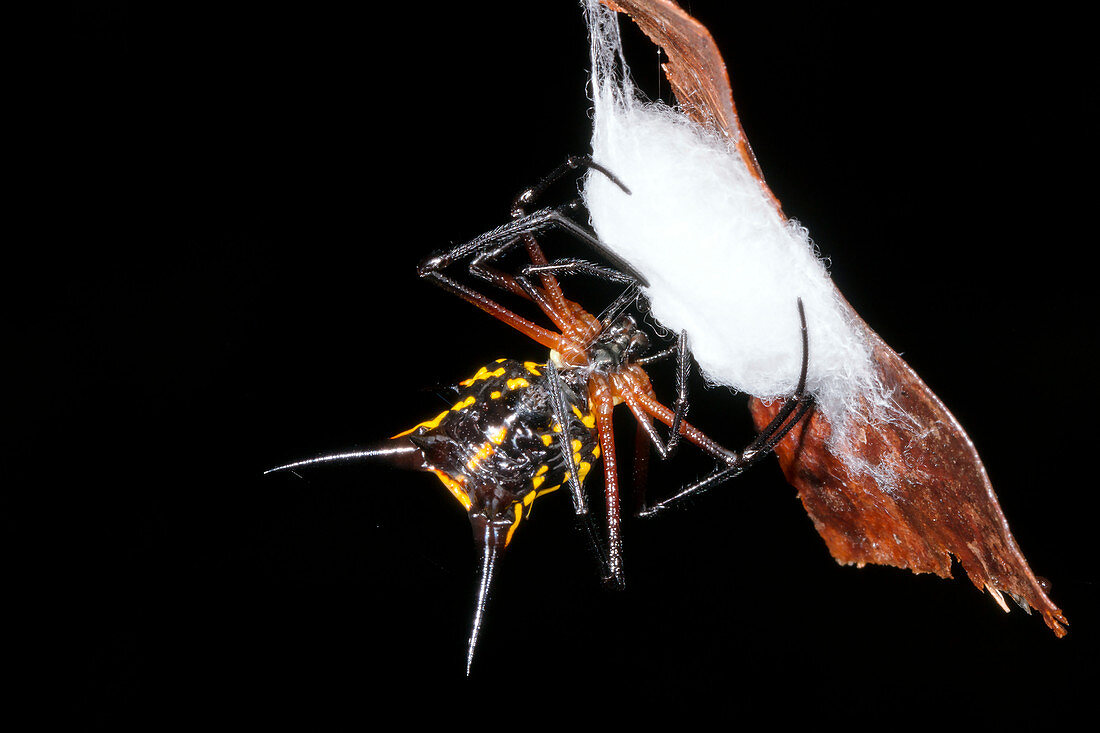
632 329 692 460
510 154 648 288
638 299 813 518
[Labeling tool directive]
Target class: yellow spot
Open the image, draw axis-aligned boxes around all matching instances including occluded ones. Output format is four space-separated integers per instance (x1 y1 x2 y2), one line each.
490 391 502 399
535 484 561 498
541 434 553 447
522 479 563 520
452 395 476 411
430 470 471 510
592 445 601 459
578 461 591 483
489 426 508 445
571 439 582 453
524 361 543 376
551 423 562 433
505 505 522 546
466 441 495 472
459 365 507 387
391 408 449 438
573 405 596 428
532 465 549 490
495 358 507 363
506 377 529 390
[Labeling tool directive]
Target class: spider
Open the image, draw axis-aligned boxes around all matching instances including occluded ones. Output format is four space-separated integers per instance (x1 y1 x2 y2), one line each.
266 155 813 673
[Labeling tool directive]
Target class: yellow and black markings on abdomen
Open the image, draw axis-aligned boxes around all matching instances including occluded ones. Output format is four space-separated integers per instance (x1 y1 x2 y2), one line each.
393 359 600 541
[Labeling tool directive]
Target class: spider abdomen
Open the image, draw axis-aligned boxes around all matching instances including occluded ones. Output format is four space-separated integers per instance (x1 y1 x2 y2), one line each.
397 359 600 522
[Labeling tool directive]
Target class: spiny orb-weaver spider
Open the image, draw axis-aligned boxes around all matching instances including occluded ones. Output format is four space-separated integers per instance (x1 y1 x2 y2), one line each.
266 156 812 673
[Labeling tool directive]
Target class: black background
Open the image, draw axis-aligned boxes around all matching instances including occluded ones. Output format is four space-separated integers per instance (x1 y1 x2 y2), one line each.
24 1 1094 726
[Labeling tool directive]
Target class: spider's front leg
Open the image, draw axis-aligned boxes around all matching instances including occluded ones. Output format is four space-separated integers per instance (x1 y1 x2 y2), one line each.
510 154 630 218
509 154 648 288
416 212 641 349
419 153 641 290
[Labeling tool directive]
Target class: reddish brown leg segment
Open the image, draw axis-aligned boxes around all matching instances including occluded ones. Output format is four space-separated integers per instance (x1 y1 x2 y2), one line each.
590 373 625 587
632 419 653 515
620 367 732 462
423 271 565 351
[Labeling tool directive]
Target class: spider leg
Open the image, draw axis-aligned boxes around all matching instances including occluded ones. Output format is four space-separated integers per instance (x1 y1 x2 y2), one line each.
419 205 647 345
537 208 650 287
619 329 698 511
458 230 606 345
422 150 646 289
510 154 631 219
421 206 615 296
667 336 692 453
638 400 814 518
521 258 645 339
620 365 733 463
420 153 648 343
543 358 591 516
631 416 652 511
451 234 617 349
521 258 636 286
620 387 670 463
543 358 613 577
508 155 638 338
507 258 599 343
502 248 694 462
590 373 626 588
632 330 691 458
638 299 812 518
735 298 811 463
436 202 650 289
466 239 537 299
417 267 564 351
